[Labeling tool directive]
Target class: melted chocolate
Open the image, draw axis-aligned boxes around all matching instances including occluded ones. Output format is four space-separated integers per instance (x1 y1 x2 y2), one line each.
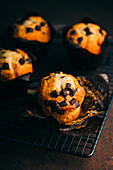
40 22 45 26
84 27 93 36
69 98 76 105
2 56 6 59
1 51 5 54
70 30 76 35
35 25 41 31
59 100 67 107
69 89 76 96
75 102 80 108
60 89 68 97
61 76 65 78
18 57 25 65
50 90 58 98
2 63 9 70
26 27 33 33
66 83 71 89
77 37 83 44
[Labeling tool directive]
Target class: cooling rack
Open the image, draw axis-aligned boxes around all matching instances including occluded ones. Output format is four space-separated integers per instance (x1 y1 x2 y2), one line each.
0 28 113 157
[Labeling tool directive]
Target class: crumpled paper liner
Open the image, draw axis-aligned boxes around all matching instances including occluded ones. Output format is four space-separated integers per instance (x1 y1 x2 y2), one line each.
24 74 109 132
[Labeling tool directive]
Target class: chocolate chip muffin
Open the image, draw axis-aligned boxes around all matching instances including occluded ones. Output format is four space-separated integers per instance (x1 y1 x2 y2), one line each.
9 12 54 57
37 72 85 124
63 19 107 70
0 48 33 82
66 23 107 55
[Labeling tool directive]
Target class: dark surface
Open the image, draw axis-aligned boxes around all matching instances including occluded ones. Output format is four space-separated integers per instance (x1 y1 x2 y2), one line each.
0 0 113 169
0 102 113 170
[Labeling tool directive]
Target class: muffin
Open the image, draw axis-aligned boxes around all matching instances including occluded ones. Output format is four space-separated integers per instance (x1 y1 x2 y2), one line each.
0 48 33 82
37 72 85 124
9 12 54 57
0 48 33 97
63 18 107 70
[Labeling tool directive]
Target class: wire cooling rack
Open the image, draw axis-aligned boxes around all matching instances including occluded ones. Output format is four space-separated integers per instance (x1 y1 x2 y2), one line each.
0 30 113 157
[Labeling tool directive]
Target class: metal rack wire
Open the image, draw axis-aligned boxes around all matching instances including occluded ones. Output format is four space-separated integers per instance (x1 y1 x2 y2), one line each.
0 35 113 157
0 100 112 157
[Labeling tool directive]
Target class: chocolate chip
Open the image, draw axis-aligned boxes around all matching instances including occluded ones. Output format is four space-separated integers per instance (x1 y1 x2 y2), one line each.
99 29 103 35
35 25 41 31
77 37 83 44
57 110 64 115
60 89 68 97
3 63 9 70
49 100 57 112
69 89 76 96
2 56 6 59
43 100 50 106
26 58 32 64
70 30 76 35
66 83 71 89
59 100 67 107
69 98 76 105
61 76 65 78
75 102 80 108
50 90 58 98
18 57 25 65
40 22 45 26
26 27 33 33
84 27 93 36
1 51 5 54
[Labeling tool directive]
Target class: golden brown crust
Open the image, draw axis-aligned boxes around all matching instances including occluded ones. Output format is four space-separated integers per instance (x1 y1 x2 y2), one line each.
0 49 33 82
66 23 107 55
37 72 85 124
12 16 51 43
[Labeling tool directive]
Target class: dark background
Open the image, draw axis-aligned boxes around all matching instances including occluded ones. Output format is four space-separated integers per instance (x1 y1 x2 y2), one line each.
0 1 113 170
0 0 113 35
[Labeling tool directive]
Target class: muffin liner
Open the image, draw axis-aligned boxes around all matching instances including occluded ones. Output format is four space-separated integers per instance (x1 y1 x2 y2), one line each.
63 17 108 70
0 48 36 98
9 12 55 58
20 74 109 131
0 73 32 98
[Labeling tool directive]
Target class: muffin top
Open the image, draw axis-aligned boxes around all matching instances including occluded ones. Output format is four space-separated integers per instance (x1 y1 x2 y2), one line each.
11 14 51 43
0 48 33 82
37 72 85 123
66 23 107 55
